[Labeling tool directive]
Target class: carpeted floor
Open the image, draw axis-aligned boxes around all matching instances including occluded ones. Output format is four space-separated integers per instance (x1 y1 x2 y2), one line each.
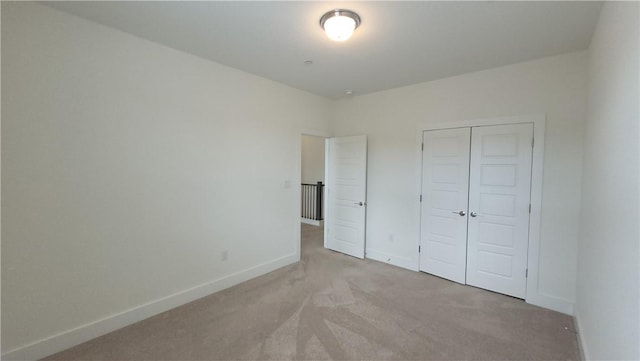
45 224 580 360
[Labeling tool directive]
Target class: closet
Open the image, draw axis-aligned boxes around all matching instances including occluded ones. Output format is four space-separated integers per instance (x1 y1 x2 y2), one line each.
419 123 533 298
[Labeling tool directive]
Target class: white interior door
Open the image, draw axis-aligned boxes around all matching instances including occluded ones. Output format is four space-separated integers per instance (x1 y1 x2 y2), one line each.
420 128 471 284
325 135 367 259
466 123 533 298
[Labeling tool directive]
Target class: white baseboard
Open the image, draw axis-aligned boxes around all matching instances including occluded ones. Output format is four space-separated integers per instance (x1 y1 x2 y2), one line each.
366 249 574 317
300 218 323 226
526 292 575 315
365 248 575 316
365 248 418 271
574 311 590 360
2 253 299 361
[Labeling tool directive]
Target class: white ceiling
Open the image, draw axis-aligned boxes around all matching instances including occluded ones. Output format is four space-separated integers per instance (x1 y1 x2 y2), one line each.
45 1 602 99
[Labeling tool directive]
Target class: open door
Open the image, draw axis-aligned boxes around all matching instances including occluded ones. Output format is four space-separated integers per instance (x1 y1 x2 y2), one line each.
324 135 367 259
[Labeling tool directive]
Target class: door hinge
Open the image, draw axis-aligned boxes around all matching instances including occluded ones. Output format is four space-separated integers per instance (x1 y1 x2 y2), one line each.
421 143 424 151
529 203 532 213
419 245 421 253
532 137 534 148
420 195 423 202
526 269 529 278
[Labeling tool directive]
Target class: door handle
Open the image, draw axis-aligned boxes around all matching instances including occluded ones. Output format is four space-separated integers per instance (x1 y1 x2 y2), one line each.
470 212 478 217
451 210 466 216
354 202 364 206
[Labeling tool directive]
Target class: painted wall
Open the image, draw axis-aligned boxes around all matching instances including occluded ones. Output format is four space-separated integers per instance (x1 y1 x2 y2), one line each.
575 2 639 360
1 3 331 357
301 135 325 184
6 1 636 359
333 51 588 314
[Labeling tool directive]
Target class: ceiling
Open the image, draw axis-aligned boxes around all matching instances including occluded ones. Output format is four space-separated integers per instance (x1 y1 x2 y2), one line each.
45 1 602 99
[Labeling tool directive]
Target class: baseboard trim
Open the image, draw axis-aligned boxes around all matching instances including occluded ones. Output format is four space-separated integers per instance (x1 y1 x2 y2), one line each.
526 292 575 315
365 248 418 271
367 249 574 316
574 311 590 360
2 253 299 361
300 218 323 226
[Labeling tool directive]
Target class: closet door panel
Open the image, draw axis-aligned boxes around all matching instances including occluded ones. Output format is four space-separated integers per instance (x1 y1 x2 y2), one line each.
466 124 533 298
420 128 470 284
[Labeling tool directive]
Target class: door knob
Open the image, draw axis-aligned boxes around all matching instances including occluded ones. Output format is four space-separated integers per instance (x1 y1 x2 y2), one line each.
451 210 466 216
354 202 364 206
470 212 478 217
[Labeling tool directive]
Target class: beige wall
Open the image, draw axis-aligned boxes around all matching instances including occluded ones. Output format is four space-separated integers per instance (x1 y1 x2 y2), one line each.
6 2 639 360
576 2 639 359
1 3 331 356
301 135 325 185
333 51 588 313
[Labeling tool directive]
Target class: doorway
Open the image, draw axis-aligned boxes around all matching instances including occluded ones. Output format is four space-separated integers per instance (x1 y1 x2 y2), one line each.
299 134 368 260
301 135 326 226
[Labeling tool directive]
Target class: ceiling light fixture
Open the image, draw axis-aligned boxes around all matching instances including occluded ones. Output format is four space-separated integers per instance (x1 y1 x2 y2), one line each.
320 9 361 42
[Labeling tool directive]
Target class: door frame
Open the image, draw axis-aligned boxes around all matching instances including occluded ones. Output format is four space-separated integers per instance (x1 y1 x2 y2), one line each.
416 114 546 307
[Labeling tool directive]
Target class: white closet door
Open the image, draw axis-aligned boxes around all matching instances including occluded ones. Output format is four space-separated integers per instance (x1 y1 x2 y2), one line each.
420 128 471 284
466 123 533 298
325 135 367 259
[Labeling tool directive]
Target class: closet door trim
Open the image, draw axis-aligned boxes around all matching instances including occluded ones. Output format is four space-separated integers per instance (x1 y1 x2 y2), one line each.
416 114 554 312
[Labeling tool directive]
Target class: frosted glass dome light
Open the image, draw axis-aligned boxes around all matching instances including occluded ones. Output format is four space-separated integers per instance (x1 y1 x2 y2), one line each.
320 9 361 42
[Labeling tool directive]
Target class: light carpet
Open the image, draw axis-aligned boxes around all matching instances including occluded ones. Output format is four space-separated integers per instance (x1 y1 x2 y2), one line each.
45 224 579 360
